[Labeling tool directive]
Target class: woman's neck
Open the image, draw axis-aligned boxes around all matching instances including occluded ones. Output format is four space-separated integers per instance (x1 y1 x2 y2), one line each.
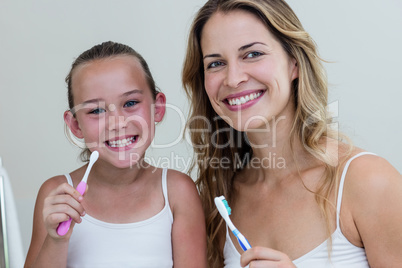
244 115 316 182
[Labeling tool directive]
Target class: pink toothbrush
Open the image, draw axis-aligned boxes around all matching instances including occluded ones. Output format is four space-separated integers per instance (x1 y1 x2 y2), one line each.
56 150 99 236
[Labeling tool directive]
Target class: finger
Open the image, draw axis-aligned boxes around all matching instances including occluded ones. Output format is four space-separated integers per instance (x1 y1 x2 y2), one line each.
44 203 84 225
44 194 86 217
241 247 285 267
249 260 296 268
248 260 280 268
50 182 84 202
46 213 78 238
43 194 86 225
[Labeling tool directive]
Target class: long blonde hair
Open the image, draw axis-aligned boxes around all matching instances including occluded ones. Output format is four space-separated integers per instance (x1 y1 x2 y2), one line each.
182 0 351 266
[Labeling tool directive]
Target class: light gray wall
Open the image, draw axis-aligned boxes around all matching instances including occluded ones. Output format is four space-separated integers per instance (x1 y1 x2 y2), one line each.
0 0 401 257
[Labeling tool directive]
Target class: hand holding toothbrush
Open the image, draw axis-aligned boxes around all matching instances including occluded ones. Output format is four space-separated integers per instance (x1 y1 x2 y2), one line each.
56 151 99 236
42 180 87 239
214 196 295 267
42 151 99 238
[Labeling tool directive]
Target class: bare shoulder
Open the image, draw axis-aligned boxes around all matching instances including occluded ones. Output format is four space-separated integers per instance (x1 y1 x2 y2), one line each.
343 153 402 265
166 169 198 196
165 169 200 211
166 169 196 188
37 175 69 197
345 152 401 194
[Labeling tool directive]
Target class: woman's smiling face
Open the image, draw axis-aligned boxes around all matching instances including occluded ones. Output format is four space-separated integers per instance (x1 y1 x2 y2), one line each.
201 9 298 131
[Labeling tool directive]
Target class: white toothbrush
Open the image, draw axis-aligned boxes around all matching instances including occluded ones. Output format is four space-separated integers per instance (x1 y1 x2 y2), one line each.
215 195 252 251
56 151 99 236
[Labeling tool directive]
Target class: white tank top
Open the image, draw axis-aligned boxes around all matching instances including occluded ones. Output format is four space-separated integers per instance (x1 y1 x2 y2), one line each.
65 168 173 268
224 152 374 268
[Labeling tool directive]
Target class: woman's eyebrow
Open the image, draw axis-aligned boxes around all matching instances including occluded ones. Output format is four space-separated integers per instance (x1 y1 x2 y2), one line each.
239 42 267 51
203 42 268 60
203 53 221 60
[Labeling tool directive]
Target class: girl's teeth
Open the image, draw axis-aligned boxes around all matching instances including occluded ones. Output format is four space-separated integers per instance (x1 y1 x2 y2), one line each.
227 92 262 106
109 137 135 148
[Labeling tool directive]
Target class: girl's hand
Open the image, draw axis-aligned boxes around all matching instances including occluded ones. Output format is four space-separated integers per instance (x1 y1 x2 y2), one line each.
241 247 296 268
42 182 86 239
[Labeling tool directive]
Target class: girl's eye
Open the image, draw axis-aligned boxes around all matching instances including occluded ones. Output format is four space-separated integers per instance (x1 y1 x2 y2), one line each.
89 108 106 114
245 51 263 59
124 100 138 108
207 61 225 69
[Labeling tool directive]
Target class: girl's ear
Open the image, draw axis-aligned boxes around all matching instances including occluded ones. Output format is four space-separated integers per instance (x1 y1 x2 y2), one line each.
154 92 166 123
64 110 84 139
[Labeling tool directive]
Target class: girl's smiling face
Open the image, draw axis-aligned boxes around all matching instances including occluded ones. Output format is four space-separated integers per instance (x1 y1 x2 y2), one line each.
65 55 165 168
201 10 298 131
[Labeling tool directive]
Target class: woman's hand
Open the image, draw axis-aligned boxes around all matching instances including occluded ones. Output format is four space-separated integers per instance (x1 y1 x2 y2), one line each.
241 246 296 268
42 182 86 239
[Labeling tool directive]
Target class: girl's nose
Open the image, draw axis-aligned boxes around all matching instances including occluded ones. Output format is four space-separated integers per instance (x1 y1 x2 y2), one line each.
107 111 128 131
224 62 248 89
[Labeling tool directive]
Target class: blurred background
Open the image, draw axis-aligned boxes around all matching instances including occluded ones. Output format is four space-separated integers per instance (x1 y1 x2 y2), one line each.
0 0 401 258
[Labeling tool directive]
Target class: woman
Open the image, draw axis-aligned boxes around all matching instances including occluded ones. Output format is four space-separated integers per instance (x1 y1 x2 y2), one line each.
182 0 402 267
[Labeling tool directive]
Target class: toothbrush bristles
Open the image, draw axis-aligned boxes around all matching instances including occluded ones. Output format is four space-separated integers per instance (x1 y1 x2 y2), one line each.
222 199 232 215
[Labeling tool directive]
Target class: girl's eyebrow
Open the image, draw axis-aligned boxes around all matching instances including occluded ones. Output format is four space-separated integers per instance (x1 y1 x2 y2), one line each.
81 98 104 105
203 42 268 60
81 89 144 104
122 89 143 97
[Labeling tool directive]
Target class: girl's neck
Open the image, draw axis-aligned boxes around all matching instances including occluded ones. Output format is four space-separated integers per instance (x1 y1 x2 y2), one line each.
89 158 151 187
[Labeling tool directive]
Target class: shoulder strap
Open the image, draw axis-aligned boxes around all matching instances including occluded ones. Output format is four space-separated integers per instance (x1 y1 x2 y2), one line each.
161 168 173 221
336 152 376 227
161 168 168 200
64 173 73 187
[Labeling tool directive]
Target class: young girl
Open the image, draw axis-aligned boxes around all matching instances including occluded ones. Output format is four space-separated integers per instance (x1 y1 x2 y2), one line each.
25 41 207 268
182 0 402 267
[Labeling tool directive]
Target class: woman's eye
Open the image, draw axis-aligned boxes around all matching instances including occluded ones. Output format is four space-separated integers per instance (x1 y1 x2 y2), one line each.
124 100 138 108
245 51 263 59
207 61 225 69
89 108 106 114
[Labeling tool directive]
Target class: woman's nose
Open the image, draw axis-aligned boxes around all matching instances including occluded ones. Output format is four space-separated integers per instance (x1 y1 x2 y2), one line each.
223 62 248 88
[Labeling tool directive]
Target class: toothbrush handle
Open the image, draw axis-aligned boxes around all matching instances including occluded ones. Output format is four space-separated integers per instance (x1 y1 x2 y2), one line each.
56 218 72 236
237 234 252 251
233 229 252 251
56 181 87 236
76 181 87 196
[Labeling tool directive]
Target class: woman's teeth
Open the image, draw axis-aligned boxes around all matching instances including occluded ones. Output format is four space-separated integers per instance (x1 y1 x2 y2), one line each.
227 91 262 106
108 137 136 148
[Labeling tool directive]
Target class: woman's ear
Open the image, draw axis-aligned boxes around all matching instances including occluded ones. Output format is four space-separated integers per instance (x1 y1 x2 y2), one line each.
154 92 166 123
291 58 299 81
64 110 84 139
